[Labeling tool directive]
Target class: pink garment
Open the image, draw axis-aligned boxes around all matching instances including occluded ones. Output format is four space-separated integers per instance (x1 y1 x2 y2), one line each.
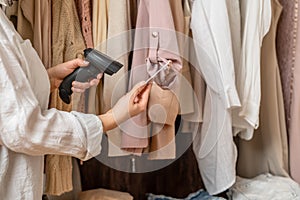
121 0 182 154
75 0 93 48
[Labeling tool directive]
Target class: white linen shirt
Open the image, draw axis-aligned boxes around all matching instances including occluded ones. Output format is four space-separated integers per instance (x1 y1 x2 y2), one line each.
0 9 103 199
232 0 272 140
191 0 240 195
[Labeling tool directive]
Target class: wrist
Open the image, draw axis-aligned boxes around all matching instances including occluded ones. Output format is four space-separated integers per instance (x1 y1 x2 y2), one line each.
98 110 117 132
47 68 60 93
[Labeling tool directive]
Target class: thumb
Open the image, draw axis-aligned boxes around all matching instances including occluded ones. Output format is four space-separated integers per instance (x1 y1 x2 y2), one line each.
67 58 89 69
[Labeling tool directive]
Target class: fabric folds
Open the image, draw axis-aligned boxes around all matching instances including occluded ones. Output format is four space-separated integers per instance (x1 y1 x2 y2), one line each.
0 9 103 199
236 0 289 179
16 0 52 69
232 0 272 140
120 0 182 158
46 0 87 196
190 0 241 195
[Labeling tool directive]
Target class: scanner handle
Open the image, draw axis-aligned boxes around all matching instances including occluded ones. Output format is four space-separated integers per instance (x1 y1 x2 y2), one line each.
59 67 80 104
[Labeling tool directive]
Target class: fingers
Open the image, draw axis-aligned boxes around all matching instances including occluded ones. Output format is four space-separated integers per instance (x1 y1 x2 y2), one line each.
71 87 85 93
138 83 152 103
89 73 103 86
97 73 103 79
133 83 152 104
63 58 90 70
73 58 89 67
89 73 102 86
72 81 90 89
131 81 147 92
71 72 102 93
89 79 100 86
71 81 90 93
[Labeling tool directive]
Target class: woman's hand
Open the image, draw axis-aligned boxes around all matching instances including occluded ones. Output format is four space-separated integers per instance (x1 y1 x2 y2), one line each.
47 58 103 93
99 82 152 132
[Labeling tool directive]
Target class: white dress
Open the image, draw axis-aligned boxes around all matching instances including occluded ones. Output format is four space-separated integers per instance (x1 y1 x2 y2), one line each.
0 9 103 199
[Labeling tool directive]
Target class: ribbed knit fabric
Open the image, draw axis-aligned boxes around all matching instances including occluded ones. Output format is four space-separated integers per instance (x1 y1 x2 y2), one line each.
49 0 86 112
45 155 73 196
45 0 86 196
75 0 93 48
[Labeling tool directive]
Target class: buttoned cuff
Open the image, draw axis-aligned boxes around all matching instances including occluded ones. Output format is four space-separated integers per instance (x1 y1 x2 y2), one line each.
224 86 241 109
239 101 260 129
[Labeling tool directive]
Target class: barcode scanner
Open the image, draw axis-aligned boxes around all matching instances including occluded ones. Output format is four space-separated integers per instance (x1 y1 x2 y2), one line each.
58 48 123 104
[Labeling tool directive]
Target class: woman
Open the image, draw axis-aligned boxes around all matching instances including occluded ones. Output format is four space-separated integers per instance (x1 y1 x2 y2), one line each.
0 6 152 199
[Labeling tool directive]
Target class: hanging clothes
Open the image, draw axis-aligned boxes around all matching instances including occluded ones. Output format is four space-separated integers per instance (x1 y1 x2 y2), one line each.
147 83 179 159
289 0 300 184
46 0 87 196
120 0 182 158
190 0 241 195
92 0 109 52
179 0 206 134
232 0 272 140
89 0 109 115
73 0 94 114
107 0 196 159
169 0 194 117
75 0 94 48
276 0 299 129
87 0 133 157
49 0 86 112
15 0 52 69
0 9 103 199
99 0 135 157
227 0 241 82
147 0 194 160
101 0 131 114
236 0 289 178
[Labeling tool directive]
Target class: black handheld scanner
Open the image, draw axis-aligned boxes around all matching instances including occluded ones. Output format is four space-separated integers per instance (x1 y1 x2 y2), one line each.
59 48 123 104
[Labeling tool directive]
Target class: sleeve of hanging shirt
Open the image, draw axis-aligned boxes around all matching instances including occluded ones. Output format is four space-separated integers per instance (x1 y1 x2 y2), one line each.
0 37 103 162
145 0 182 88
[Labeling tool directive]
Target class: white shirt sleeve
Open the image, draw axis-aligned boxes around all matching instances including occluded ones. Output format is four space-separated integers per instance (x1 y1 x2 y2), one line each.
0 35 103 162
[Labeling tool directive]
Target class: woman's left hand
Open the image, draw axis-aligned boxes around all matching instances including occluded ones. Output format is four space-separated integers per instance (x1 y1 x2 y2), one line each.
47 58 103 93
